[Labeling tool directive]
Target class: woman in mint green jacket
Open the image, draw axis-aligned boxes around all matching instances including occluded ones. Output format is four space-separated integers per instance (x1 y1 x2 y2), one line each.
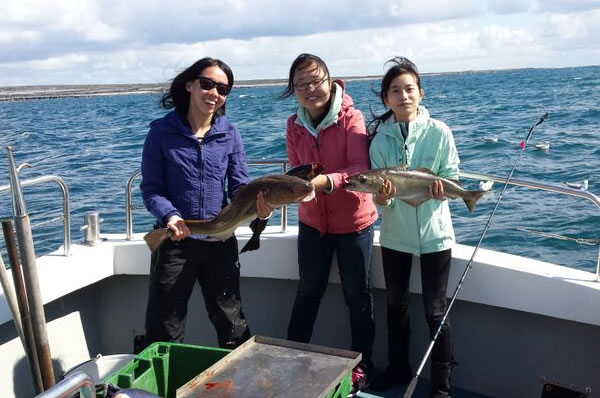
368 57 458 398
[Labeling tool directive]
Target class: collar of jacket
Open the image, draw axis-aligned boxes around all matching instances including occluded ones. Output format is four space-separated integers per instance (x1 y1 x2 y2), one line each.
294 81 343 138
164 110 231 139
377 105 431 142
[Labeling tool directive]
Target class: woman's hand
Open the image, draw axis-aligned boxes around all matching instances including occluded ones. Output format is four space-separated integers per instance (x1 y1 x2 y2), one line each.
256 191 275 219
167 215 190 241
310 174 332 193
428 179 446 200
374 178 396 206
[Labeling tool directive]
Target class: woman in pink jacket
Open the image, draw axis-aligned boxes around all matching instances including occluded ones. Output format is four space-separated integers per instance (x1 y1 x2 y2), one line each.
280 53 378 394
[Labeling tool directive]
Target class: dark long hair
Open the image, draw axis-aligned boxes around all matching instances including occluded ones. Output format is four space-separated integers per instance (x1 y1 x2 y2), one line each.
369 57 422 130
279 53 330 99
160 57 234 116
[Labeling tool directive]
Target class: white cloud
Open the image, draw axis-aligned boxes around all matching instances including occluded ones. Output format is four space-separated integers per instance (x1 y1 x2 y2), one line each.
0 0 598 86
8 54 90 71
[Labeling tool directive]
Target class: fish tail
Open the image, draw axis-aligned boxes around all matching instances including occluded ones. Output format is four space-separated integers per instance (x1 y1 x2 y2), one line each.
143 228 171 252
464 190 487 212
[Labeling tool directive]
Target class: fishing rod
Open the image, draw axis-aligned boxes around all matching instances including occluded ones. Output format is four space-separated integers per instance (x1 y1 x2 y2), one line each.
402 111 549 398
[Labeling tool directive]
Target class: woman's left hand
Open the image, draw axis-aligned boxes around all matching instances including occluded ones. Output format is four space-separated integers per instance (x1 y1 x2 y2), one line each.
428 179 446 200
256 191 275 219
310 174 332 193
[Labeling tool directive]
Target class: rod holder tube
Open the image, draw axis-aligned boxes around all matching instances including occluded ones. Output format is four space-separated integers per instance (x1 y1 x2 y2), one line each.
81 212 102 246
2 218 44 393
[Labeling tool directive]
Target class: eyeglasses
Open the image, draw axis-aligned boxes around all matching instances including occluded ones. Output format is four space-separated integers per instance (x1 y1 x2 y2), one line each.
197 76 232 96
293 76 329 91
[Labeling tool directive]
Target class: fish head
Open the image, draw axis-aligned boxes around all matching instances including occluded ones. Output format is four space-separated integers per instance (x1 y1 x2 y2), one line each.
343 171 384 194
263 175 316 206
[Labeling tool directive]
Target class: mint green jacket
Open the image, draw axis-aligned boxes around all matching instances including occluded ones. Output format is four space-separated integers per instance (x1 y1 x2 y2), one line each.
369 106 460 255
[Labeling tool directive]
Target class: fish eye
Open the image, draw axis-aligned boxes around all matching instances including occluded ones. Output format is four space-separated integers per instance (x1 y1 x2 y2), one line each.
359 175 367 184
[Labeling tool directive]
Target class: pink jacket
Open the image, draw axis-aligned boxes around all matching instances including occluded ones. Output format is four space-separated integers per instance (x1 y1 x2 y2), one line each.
286 81 378 234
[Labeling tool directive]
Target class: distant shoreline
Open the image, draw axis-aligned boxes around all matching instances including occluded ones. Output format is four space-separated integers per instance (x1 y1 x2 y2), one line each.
0 76 384 102
0 66 575 102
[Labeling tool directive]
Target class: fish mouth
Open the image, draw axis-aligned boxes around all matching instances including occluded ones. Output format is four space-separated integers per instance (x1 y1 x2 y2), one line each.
300 191 316 202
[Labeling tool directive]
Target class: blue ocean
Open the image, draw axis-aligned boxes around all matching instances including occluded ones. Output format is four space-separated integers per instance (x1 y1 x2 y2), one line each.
0 66 598 272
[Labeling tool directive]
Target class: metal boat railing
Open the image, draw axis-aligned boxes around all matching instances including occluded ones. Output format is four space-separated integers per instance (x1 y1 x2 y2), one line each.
123 162 600 281
0 175 71 256
0 162 597 280
459 171 600 282
33 371 94 398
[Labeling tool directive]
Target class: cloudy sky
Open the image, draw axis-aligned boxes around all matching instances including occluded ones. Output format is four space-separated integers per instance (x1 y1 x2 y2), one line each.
1 0 598 86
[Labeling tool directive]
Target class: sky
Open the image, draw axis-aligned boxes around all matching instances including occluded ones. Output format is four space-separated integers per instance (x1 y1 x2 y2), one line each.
0 0 599 86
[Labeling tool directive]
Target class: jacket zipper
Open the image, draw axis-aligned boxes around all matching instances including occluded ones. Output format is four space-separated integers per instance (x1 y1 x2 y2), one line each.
401 122 420 253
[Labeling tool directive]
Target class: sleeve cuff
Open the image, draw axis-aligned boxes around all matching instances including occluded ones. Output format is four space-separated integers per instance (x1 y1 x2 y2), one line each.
324 175 334 194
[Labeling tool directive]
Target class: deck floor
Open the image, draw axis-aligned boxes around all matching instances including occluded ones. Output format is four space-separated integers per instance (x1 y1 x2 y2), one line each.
357 378 491 398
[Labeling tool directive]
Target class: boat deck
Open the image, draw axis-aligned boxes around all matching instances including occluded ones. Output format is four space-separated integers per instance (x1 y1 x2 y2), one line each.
358 380 490 398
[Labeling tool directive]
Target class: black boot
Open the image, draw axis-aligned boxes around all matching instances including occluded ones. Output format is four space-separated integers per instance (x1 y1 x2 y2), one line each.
430 361 452 398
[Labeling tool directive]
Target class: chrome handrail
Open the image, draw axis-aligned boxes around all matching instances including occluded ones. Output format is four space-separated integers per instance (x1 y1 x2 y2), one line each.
0 175 71 256
125 169 141 240
125 166 600 280
33 371 94 398
460 171 600 281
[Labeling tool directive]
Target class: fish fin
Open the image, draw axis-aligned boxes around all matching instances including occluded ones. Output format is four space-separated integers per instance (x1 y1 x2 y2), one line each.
286 162 325 181
286 164 312 178
240 218 268 253
312 162 325 177
143 229 171 252
401 198 429 207
391 165 409 171
463 190 488 212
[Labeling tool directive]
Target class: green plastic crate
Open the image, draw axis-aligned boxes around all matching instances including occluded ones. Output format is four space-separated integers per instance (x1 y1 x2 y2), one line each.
103 342 230 398
103 340 353 398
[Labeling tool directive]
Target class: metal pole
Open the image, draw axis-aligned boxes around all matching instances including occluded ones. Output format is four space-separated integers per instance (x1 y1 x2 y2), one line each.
0 249 25 346
33 371 94 398
2 219 44 392
126 169 141 241
6 146 55 389
281 162 288 232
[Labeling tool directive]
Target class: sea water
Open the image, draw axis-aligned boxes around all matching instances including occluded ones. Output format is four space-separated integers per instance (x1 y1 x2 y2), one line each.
0 66 598 271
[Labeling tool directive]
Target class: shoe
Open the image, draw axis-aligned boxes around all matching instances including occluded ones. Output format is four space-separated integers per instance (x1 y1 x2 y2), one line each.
367 365 413 392
347 363 369 396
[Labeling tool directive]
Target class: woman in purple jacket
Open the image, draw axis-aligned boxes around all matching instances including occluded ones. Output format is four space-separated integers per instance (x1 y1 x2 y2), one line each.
281 53 378 393
140 57 271 349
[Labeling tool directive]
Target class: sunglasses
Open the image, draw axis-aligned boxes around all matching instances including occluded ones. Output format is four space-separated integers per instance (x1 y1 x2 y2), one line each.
197 76 232 96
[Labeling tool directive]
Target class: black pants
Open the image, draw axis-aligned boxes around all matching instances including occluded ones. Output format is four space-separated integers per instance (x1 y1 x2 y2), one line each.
144 236 250 349
381 247 453 368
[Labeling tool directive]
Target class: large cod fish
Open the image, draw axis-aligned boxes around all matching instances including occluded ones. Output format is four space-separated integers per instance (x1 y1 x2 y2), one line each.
241 162 324 253
144 173 316 253
344 166 489 212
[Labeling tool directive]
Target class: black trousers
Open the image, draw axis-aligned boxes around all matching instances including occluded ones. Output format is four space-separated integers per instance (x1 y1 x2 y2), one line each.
144 236 250 349
380 247 453 368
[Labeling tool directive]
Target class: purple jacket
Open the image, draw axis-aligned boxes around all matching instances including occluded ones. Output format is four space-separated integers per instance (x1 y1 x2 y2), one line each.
140 110 249 230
